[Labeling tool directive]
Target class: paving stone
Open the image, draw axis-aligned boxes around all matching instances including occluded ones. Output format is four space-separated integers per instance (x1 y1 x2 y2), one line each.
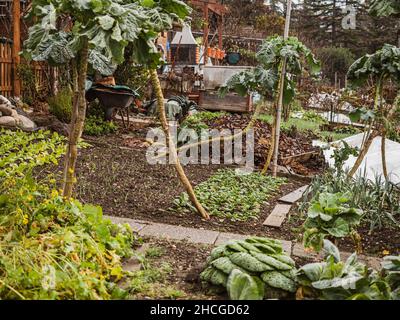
139 223 219 245
106 215 147 233
263 204 292 227
280 240 292 255
292 243 320 260
214 232 249 245
359 255 382 270
279 185 309 204
122 257 142 272
366 256 382 270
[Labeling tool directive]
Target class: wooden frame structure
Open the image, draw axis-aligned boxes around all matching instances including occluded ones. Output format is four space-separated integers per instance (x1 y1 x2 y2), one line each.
189 0 227 64
0 0 22 97
0 1 50 98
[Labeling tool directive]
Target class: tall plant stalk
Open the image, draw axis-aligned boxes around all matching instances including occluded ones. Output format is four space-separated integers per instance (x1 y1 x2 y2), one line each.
272 0 292 177
62 39 89 198
149 69 210 220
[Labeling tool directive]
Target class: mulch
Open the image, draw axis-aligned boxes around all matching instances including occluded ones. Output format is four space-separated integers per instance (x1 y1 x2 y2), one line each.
204 113 326 176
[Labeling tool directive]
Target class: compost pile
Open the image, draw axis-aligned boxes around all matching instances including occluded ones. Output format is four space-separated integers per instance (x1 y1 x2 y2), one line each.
204 114 325 175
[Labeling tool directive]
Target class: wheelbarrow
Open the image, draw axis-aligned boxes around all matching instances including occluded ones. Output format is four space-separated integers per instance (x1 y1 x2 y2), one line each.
86 83 138 122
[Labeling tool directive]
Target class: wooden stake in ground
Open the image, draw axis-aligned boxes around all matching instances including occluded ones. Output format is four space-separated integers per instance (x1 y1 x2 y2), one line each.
149 69 210 220
272 0 292 177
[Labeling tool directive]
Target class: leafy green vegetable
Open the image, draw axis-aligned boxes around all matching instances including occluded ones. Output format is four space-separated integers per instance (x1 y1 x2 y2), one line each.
347 44 400 89
173 169 286 221
382 256 400 299
303 192 364 251
220 36 320 106
297 240 392 300
0 129 66 179
24 0 191 70
200 237 297 300
227 269 265 300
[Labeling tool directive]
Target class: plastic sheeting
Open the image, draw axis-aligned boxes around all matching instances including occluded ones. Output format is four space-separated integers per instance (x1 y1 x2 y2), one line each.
317 133 400 185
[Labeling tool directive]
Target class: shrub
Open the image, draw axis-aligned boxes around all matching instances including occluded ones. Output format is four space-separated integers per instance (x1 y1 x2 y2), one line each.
0 176 133 300
48 88 73 123
84 116 118 136
316 47 355 85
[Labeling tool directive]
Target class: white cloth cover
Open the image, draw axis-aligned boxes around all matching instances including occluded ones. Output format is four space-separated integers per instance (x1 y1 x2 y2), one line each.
317 133 400 185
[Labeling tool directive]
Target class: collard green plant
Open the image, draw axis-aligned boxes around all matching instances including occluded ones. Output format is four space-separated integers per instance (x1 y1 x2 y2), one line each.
347 44 400 89
297 240 391 300
24 0 191 71
330 141 359 175
220 36 320 106
200 237 297 300
303 192 363 252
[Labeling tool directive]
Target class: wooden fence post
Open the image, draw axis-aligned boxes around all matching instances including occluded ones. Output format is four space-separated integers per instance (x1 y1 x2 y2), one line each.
12 0 21 97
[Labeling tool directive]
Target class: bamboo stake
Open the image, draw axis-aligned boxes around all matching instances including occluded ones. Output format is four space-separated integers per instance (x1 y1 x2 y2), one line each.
272 0 292 177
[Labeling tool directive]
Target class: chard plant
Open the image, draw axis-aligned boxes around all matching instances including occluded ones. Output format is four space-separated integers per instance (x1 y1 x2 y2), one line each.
24 0 209 219
302 192 364 253
347 44 400 179
220 36 320 175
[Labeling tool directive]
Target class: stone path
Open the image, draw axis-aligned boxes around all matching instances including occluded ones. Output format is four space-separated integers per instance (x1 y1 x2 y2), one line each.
107 215 381 269
263 185 308 228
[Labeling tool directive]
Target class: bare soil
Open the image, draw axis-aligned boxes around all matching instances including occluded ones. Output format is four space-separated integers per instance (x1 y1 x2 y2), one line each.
36 125 399 257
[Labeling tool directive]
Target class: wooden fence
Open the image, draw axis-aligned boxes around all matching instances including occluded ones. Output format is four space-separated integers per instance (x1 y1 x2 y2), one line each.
0 40 13 97
0 39 50 99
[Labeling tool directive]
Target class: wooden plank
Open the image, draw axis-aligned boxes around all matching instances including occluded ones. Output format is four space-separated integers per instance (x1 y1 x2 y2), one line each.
279 185 309 204
263 204 292 228
199 91 250 113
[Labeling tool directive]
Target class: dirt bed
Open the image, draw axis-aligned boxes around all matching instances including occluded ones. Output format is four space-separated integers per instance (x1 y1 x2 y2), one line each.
36 128 399 257
68 134 307 236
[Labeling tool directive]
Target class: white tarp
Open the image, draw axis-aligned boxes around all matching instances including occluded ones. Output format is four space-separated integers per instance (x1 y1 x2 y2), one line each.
317 133 400 185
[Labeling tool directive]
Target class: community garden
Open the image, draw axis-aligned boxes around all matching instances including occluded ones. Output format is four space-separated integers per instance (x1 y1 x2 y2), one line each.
0 0 399 301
